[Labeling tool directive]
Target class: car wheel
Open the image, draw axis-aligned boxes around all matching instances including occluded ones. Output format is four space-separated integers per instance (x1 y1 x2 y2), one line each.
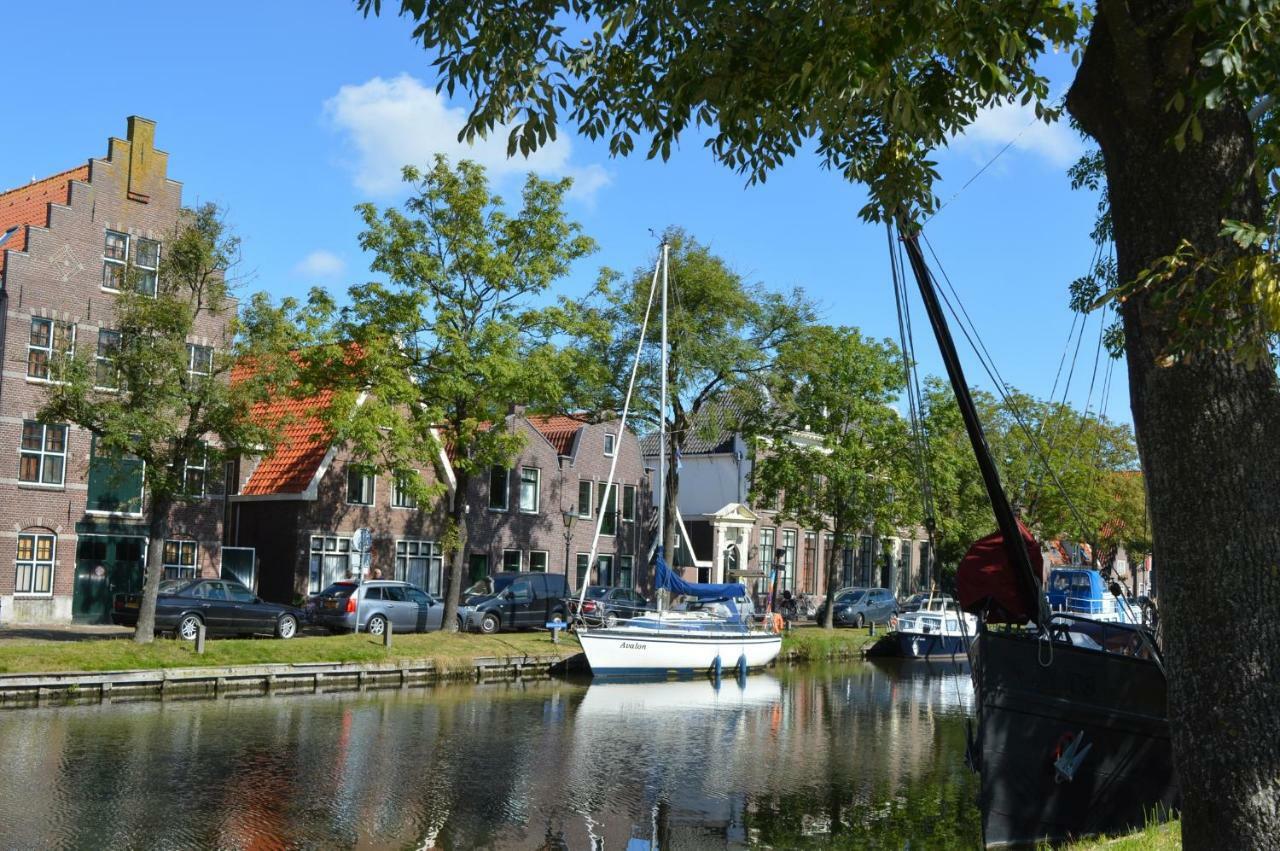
177 614 203 642
604 612 620 628
366 614 388 637
855 613 865 629
276 615 298 640
480 613 500 634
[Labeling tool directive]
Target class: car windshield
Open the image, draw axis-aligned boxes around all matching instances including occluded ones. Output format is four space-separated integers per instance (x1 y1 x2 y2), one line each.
837 590 866 604
585 587 611 599
158 579 192 595
316 582 358 599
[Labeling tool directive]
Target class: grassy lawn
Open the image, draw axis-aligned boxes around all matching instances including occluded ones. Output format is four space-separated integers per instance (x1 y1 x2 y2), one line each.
0 623 880 676
0 630 576 675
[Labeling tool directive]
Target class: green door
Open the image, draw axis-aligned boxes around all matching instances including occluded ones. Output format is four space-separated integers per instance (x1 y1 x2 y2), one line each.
73 536 146 623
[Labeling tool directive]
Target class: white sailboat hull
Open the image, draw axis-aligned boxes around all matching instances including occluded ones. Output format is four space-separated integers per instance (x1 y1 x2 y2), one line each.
577 626 782 676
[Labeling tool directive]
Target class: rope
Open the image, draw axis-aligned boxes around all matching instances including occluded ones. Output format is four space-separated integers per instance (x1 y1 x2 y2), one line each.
918 231 1096 547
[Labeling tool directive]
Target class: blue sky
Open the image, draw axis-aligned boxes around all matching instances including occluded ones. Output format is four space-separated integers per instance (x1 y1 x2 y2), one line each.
2 1 1127 424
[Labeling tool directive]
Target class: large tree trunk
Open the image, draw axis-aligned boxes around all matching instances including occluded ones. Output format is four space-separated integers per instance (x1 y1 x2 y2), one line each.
133 494 172 645
1068 4 1280 847
441 470 470 633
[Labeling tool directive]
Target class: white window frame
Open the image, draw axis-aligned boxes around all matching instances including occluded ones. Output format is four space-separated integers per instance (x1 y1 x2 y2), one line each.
187 343 213 378
27 317 75 382
577 479 593 519
395 539 443 594
135 237 160 296
488 465 509 511
102 229 129 291
576 552 591 588
19 421 68 487
603 432 617 457
391 475 418 509
518 466 540 514
163 539 199 580
502 548 523 571
15 531 55 596
618 555 634 589
346 467 375 505
529 550 549 573
309 535 352 594
622 484 636 522
181 443 209 497
596 481 617 537
95 329 122 390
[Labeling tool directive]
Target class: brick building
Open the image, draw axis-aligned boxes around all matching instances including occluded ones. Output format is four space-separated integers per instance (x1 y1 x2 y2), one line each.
463 411 651 593
226 386 452 605
0 117 231 623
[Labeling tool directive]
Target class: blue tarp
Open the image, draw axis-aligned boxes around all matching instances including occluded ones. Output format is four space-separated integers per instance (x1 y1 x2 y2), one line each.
654 547 748 600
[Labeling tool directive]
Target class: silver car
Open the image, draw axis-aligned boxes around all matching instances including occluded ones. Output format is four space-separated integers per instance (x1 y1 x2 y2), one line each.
312 580 444 635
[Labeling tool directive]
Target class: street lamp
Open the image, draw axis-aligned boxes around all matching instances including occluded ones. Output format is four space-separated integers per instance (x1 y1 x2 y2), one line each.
562 505 576 587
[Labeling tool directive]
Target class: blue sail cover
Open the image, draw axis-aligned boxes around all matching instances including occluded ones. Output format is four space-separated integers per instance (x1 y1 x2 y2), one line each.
654 547 748 600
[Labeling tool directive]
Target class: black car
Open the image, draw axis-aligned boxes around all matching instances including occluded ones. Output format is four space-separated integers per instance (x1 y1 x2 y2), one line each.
567 586 649 626
112 578 305 640
458 572 570 633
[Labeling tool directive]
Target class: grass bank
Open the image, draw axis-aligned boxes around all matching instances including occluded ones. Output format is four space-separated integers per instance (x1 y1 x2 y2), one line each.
0 624 880 676
0 630 575 675
1052 819 1181 850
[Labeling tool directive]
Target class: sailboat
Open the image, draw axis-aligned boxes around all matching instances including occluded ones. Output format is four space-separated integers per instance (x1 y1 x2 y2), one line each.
892 222 1178 847
574 239 783 677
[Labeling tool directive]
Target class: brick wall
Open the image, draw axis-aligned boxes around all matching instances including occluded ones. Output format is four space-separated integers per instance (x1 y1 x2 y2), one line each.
0 118 230 623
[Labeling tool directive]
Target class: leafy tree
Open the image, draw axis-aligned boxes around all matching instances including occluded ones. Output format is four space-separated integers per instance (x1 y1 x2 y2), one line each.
300 157 594 631
38 204 296 644
573 228 814 561
358 2 1280 839
750 326 914 628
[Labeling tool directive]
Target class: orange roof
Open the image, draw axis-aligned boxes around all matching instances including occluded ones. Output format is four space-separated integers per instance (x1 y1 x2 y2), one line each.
526 414 589 455
240 389 336 496
0 165 90 275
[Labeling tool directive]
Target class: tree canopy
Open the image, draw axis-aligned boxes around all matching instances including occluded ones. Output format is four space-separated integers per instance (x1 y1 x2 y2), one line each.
299 157 595 629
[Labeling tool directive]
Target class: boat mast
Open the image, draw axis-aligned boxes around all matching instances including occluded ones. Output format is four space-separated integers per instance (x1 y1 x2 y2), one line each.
896 221 1048 628
657 239 670 614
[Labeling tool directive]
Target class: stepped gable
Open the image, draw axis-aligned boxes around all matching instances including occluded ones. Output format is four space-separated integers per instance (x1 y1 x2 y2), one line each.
0 165 91 275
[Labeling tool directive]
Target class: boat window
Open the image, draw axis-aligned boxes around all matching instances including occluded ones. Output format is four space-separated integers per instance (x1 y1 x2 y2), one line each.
946 618 959 631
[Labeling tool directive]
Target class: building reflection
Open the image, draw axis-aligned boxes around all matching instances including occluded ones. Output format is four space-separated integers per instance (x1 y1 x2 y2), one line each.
0 662 979 849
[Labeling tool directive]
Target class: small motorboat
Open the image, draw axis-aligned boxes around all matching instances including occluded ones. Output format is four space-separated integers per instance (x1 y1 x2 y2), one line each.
868 594 977 660
1047 567 1140 624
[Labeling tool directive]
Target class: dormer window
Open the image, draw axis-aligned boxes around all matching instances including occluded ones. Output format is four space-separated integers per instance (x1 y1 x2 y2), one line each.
603 432 617 457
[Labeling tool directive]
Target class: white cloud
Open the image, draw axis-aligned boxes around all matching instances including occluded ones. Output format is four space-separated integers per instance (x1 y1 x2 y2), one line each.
325 74 611 201
293 249 345 278
951 100 1083 169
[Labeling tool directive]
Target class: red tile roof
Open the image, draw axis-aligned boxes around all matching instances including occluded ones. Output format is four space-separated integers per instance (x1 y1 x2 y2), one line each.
526 414 589 455
0 165 90 275
239 388 336 496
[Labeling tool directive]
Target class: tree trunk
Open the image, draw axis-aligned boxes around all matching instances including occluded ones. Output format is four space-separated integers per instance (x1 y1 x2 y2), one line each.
1068 5 1280 847
822 517 843 629
441 470 470 633
133 494 172 645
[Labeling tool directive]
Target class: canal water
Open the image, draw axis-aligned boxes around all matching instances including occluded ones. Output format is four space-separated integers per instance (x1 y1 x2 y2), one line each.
0 661 980 850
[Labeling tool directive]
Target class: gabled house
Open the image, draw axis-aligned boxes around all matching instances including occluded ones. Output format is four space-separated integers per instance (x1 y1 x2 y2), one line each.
643 400 933 601
462 408 651 593
0 117 231 624
226 385 451 604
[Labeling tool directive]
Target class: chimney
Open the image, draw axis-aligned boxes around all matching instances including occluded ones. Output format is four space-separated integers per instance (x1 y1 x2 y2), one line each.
508 403 527 416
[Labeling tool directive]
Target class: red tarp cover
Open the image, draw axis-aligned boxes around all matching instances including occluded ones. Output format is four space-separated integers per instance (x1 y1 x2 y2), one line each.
956 522 1043 624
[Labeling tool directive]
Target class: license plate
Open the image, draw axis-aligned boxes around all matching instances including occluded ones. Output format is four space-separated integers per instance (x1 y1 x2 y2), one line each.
125 601 139 609
324 599 338 609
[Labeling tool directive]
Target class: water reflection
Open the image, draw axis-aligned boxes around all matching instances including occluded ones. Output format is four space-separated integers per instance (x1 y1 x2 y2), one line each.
0 662 979 849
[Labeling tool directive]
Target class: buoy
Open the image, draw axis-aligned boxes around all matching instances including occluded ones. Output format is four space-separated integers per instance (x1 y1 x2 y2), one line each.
712 654 722 681
737 654 748 678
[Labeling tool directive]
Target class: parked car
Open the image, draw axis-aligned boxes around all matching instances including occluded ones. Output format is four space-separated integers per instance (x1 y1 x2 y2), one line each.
567 586 649 626
458 572 569 634
311 580 444 635
112 578 304 640
814 587 898 627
